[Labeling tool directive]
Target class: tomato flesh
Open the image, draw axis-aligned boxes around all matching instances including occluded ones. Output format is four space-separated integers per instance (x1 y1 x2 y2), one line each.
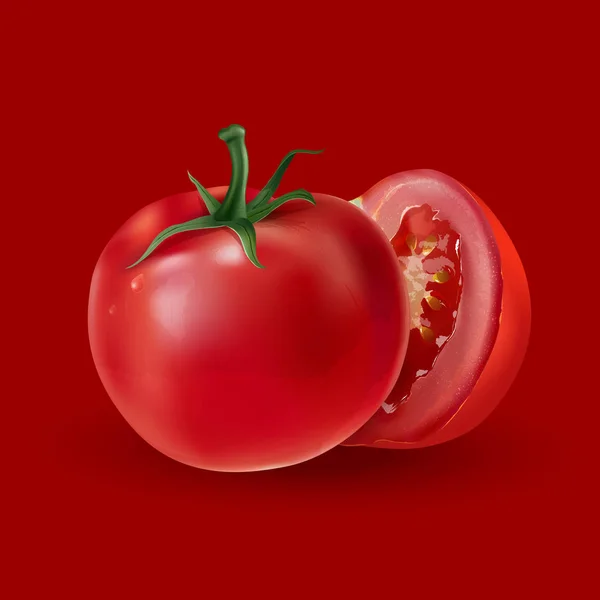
344 169 529 448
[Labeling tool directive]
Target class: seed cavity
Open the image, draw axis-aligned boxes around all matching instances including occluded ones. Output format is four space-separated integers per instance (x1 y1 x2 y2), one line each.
388 205 463 405
401 228 456 343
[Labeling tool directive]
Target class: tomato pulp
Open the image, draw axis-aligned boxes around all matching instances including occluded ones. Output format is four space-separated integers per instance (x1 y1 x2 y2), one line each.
88 126 409 471
344 169 531 448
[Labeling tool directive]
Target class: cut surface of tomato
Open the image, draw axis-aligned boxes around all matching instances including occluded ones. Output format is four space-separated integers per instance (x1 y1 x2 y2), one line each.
344 169 529 448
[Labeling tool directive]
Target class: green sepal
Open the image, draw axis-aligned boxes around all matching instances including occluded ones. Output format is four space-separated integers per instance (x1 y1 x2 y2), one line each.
188 171 221 214
248 189 315 223
126 127 322 270
126 214 222 269
226 218 264 268
247 149 323 211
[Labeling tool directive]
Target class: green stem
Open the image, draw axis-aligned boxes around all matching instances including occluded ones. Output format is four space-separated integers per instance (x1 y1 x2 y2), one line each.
214 124 249 221
127 125 321 270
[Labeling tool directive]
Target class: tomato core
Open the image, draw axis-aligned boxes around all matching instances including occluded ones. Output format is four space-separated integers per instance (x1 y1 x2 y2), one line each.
382 204 462 414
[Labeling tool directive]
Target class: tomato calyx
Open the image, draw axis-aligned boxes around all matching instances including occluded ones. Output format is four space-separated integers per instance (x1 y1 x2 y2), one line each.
127 124 322 269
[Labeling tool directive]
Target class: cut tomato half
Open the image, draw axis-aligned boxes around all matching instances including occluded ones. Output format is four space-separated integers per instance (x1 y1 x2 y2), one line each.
344 169 531 448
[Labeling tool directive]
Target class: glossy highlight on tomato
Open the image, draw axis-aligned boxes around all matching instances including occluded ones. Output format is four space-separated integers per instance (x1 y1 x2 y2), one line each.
88 125 410 472
344 169 531 449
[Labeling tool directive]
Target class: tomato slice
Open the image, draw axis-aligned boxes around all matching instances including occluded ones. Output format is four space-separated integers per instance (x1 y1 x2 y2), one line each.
344 169 530 448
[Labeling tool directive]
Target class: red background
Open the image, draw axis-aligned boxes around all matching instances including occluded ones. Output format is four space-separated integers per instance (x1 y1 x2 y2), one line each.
3 1 596 597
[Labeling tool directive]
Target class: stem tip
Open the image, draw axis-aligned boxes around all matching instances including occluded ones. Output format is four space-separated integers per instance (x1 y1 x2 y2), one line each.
219 124 246 143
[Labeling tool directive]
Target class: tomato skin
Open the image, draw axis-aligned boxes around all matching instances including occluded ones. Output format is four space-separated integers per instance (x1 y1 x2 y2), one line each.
88 187 409 471
343 170 531 449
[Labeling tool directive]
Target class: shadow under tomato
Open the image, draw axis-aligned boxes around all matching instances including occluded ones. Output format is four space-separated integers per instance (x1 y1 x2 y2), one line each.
56 396 559 504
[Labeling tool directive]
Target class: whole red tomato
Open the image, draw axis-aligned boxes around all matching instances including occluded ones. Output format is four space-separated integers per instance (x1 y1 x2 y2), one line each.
88 125 409 472
344 170 531 448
